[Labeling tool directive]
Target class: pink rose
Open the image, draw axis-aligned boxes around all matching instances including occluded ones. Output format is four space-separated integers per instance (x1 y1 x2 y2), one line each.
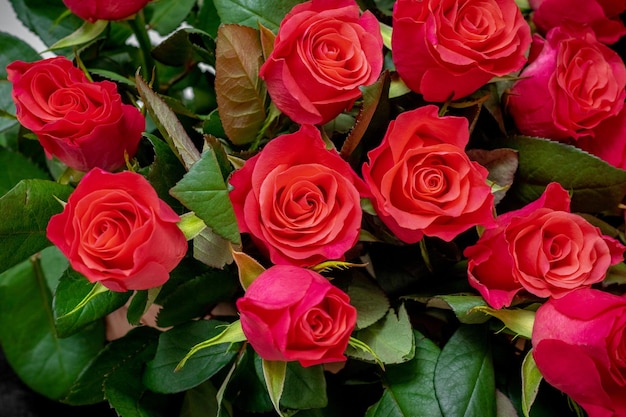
229 124 369 267
362 105 496 244
530 0 626 44
63 0 151 22
465 183 625 308
7 57 145 172
236 265 357 367
392 0 531 102
532 288 626 416
507 26 626 143
46 168 187 292
259 0 383 125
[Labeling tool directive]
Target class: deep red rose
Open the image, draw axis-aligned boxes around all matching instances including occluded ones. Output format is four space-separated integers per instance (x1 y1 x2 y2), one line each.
46 168 187 292
392 0 531 102
7 57 145 172
236 265 357 367
466 183 625 308
229 124 369 266
532 288 626 417
530 0 626 44
259 0 383 125
63 0 151 22
507 26 626 145
362 105 496 244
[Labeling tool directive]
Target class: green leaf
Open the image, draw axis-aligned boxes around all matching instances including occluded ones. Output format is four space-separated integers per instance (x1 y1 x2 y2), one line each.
126 286 161 325
0 32 42 79
0 179 73 273
152 27 216 67
215 24 266 145
406 294 490 324
280 362 327 410
48 19 108 50
170 149 241 245
144 320 241 393
62 326 160 405
193 227 235 269
181 381 231 417
262 359 287 417
156 268 238 327
53 270 131 337
347 272 389 329
0 148 50 195
136 72 201 170
503 135 626 213
365 331 443 417
9 0 83 48
213 0 303 31
434 325 496 417
147 0 198 36
224 347 273 413
0 248 106 399
521 349 543 417
346 303 415 365
471 306 536 339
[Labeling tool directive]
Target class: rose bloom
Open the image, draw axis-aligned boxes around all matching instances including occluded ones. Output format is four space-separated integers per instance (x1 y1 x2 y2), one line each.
63 0 151 22
259 0 383 125
530 0 626 44
7 57 145 172
507 25 626 146
236 265 357 367
392 0 531 102
532 288 626 417
229 124 369 266
47 168 187 292
361 105 496 244
465 182 625 309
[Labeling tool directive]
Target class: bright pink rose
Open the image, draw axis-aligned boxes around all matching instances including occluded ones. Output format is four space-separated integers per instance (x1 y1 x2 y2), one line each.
465 183 625 308
236 265 357 367
507 26 626 143
63 0 151 22
7 57 145 172
532 288 626 417
229 124 369 266
392 0 531 102
576 107 626 170
259 0 383 125
362 105 496 244
530 0 626 44
47 168 187 292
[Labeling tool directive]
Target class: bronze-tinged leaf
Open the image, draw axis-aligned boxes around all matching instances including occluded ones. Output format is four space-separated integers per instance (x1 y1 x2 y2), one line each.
258 22 275 62
215 24 266 146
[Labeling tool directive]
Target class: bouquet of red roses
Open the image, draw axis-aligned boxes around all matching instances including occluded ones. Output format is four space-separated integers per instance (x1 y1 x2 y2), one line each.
1 0 626 416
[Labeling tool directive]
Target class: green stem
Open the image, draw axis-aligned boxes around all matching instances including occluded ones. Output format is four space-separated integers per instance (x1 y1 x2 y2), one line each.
128 11 159 90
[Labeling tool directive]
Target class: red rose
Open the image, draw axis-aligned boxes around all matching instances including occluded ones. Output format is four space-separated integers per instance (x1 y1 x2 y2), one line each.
229 124 368 266
465 183 625 308
236 265 357 367
7 57 145 172
507 26 626 145
46 168 187 292
530 0 626 44
392 0 531 102
259 0 383 125
362 105 496 244
63 0 151 22
532 288 626 417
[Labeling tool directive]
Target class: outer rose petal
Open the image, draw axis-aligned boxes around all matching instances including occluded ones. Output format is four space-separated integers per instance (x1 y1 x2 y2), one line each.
46 168 187 292
63 0 151 22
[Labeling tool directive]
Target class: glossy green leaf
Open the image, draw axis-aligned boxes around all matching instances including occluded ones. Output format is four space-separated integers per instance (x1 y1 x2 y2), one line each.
213 0 303 31
406 294 491 324
346 303 415 364
0 248 106 399
214 24 266 145
144 320 240 393
223 347 273 414
522 349 543 417
347 272 389 329
0 148 49 195
365 331 443 417
504 135 626 213
280 362 327 410
434 325 496 417
48 19 108 50
147 0 198 36
9 0 83 48
53 269 131 337
170 149 241 245
0 32 42 79
181 381 231 417
62 326 160 405
144 133 186 210
0 179 73 273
